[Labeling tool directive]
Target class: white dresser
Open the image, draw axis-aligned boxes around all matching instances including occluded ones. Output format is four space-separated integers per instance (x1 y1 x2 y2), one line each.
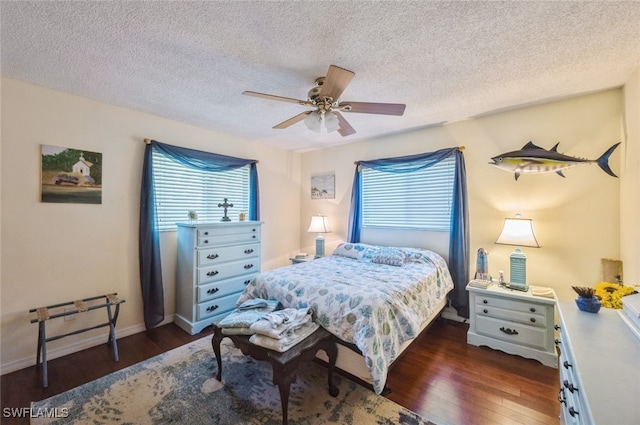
175 221 262 334
467 283 558 367
556 300 640 425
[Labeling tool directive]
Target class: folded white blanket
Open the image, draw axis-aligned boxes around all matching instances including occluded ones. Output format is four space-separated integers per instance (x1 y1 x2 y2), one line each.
217 298 281 329
221 327 253 335
249 321 319 352
249 308 312 339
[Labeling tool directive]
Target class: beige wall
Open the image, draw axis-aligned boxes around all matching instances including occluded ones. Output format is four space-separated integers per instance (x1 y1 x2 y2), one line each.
621 68 640 284
0 78 301 373
300 89 624 301
2 73 637 374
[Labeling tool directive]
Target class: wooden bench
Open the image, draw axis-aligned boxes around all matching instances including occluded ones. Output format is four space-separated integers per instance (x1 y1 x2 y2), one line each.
30 293 125 388
211 324 339 425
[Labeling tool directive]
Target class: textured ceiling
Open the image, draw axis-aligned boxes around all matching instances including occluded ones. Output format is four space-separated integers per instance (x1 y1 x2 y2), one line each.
2 1 640 152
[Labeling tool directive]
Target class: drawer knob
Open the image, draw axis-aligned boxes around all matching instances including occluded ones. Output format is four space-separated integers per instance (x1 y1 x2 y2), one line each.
204 231 209 236
568 407 579 417
207 270 219 277
530 307 536 313
207 288 219 294
554 324 560 330
557 388 566 404
207 254 219 260
483 309 488 314
563 360 573 369
554 338 561 345
252 235 256 239
530 317 536 323
206 305 219 312
244 249 254 254
252 228 256 232
244 279 251 285
563 380 578 394
482 299 488 304
244 264 254 269
499 327 518 335
203 240 209 244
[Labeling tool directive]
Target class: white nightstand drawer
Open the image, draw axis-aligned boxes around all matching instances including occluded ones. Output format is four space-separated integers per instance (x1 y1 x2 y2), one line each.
475 295 548 319
197 243 260 266
476 303 546 327
197 274 256 303
475 315 547 350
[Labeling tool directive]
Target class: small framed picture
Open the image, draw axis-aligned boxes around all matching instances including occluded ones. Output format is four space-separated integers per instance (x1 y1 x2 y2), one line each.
311 173 335 199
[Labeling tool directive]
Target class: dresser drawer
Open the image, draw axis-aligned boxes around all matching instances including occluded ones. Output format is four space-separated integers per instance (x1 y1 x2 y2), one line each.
475 295 548 318
197 274 256 303
197 243 260 267
197 226 261 247
197 292 241 321
475 315 547 350
197 258 259 284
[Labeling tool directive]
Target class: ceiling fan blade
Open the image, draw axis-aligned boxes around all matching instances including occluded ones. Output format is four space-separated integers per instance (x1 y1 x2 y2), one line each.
340 101 406 116
334 111 356 137
243 91 310 106
319 65 355 101
273 111 312 129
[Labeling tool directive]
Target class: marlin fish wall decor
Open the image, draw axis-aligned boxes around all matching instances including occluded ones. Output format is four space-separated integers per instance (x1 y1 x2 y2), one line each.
489 141 620 180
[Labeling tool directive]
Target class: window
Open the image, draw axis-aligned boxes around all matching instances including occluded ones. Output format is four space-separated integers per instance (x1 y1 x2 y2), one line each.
152 149 250 231
361 156 455 231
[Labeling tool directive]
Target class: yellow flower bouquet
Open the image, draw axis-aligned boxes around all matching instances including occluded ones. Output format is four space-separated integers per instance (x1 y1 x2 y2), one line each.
594 282 637 309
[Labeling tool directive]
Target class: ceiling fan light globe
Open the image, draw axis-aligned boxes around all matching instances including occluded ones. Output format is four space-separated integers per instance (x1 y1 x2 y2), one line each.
324 112 339 132
304 111 322 133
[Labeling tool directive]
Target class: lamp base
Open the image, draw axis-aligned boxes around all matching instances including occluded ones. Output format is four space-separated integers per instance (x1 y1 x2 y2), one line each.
315 235 325 258
510 247 527 285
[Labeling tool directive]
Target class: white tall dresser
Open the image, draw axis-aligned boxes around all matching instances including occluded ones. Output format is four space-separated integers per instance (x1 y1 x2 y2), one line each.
175 221 262 334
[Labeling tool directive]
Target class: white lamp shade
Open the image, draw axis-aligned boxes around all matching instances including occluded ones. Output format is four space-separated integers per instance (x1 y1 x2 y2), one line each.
495 218 540 248
307 215 331 233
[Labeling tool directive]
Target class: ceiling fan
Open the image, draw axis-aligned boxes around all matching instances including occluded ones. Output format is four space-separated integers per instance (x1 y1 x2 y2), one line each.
242 65 406 136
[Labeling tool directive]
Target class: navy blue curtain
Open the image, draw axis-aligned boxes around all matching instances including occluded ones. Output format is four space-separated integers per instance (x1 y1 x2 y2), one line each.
139 140 260 329
347 147 470 317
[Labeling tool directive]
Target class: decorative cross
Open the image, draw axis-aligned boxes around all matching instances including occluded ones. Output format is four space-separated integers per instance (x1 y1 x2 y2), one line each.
218 198 233 222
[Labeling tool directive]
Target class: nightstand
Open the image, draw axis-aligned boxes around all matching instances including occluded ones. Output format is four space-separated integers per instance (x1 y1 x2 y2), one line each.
289 256 313 265
466 282 558 368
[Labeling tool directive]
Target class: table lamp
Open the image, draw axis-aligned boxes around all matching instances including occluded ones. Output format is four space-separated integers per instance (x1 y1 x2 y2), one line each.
495 214 540 290
307 214 331 257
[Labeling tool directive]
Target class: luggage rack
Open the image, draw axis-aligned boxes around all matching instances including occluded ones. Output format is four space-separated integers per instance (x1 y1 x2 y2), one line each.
30 293 125 387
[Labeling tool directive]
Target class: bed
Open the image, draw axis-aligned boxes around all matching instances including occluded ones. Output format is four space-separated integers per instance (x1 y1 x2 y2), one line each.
236 242 454 394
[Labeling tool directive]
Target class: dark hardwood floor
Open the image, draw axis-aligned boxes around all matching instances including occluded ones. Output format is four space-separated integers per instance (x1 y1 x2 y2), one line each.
1 319 559 425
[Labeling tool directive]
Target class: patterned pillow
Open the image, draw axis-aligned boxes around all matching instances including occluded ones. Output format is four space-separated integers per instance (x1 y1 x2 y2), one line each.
332 242 371 260
368 247 406 267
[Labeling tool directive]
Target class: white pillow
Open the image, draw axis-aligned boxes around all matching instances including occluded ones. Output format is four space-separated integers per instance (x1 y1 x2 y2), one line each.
332 242 372 260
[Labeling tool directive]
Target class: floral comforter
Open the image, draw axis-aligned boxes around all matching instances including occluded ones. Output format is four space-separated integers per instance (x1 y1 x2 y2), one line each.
236 244 454 394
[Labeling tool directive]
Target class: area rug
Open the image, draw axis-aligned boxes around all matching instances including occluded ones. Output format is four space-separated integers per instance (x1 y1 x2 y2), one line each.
31 336 435 424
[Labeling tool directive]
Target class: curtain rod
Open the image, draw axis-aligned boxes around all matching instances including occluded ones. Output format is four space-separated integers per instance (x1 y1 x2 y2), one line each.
353 146 465 164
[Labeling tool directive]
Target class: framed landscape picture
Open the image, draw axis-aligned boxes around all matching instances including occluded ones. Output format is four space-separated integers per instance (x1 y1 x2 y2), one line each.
311 173 335 199
41 145 102 204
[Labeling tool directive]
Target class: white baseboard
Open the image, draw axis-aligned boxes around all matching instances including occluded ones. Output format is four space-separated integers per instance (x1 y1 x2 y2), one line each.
1 315 175 376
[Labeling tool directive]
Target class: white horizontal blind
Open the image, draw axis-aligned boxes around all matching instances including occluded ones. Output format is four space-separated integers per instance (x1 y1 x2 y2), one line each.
152 150 250 231
361 156 455 232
